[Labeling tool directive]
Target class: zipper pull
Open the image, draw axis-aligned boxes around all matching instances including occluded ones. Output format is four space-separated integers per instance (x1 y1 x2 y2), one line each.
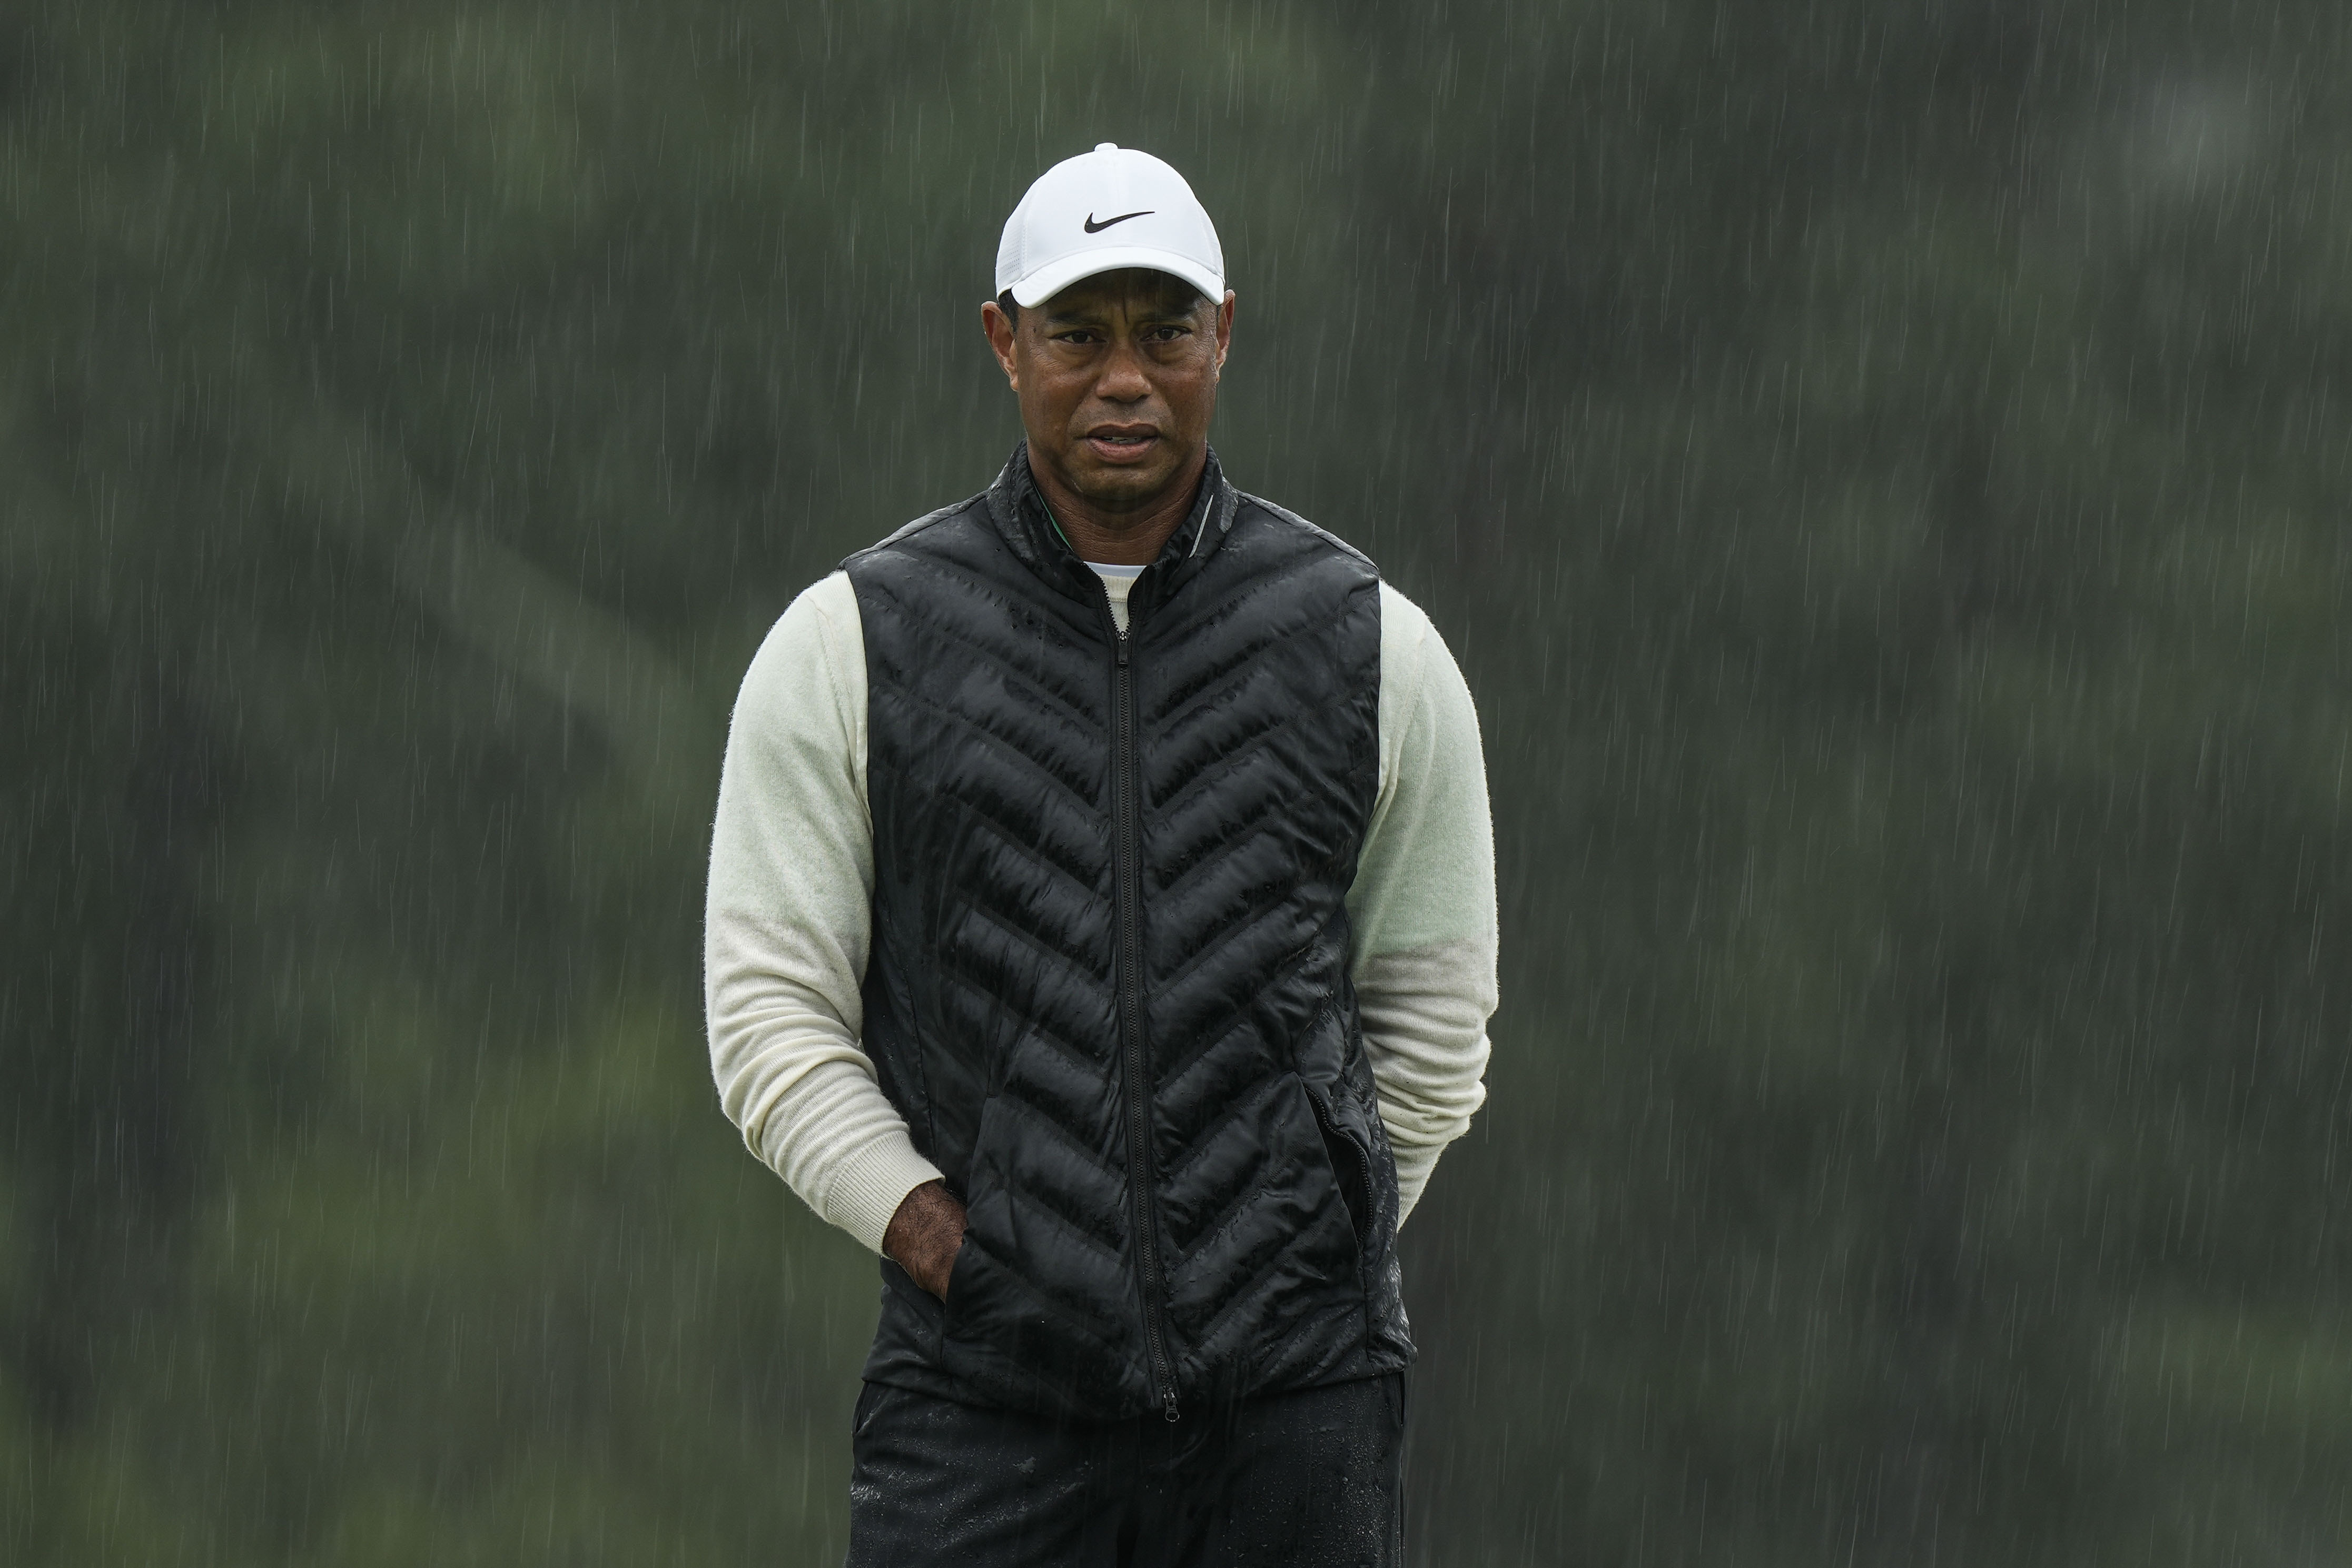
1116 638 1130 667
1161 1390 1181 1423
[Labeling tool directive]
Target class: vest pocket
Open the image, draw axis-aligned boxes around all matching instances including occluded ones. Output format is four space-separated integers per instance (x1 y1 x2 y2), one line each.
1304 1078 1376 1254
940 1232 978 1315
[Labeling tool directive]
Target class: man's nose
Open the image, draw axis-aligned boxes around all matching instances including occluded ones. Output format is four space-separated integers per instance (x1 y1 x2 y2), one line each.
1094 338 1152 402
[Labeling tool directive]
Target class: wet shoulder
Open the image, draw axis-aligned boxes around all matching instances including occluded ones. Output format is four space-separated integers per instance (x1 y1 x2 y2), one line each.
1231 492 1380 579
838 492 992 574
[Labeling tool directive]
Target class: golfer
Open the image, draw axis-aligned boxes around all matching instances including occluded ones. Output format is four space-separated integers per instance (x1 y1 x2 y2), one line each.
706 144 1497 1565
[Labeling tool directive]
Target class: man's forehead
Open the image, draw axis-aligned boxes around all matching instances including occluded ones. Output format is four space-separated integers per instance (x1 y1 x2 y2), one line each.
1038 269 1207 321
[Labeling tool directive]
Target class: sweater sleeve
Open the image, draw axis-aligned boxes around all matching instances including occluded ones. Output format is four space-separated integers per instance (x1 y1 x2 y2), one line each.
1346 582 1499 1225
705 571 943 1254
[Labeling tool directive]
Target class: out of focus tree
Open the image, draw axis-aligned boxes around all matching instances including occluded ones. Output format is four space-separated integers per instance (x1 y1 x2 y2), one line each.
2 1 2346 1563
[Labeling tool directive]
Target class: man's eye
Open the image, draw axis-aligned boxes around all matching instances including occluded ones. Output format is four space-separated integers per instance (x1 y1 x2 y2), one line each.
1059 331 1100 345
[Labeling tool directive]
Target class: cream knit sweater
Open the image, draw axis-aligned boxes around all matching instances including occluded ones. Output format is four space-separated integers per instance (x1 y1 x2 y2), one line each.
706 567 1497 1255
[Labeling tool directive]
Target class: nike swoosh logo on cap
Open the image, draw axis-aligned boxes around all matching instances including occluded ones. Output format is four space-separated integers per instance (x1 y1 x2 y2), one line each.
1083 210 1153 233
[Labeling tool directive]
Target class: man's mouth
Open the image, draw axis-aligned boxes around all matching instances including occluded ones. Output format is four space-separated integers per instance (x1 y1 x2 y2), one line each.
1085 425 1159 461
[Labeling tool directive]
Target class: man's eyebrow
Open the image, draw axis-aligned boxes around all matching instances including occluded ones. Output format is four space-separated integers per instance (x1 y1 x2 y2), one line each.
1042 297 1201 328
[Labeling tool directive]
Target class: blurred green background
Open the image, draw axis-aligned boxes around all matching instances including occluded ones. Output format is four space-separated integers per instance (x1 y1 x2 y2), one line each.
5 1 2348 1562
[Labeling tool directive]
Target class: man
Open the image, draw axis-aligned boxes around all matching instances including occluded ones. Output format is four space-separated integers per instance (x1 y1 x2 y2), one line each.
706 144 1496 1566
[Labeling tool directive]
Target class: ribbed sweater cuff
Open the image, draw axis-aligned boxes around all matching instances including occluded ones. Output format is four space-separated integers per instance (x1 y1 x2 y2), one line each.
824 1133 947 1256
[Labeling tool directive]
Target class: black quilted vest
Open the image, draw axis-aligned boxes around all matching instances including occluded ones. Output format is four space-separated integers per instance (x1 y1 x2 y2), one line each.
844 446 1411 1421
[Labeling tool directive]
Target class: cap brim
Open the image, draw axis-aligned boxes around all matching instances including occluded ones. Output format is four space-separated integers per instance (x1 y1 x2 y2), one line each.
1009 246 1225 309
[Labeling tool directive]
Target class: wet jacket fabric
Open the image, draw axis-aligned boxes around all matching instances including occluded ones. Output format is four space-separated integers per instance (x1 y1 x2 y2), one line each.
843 446 1412 1420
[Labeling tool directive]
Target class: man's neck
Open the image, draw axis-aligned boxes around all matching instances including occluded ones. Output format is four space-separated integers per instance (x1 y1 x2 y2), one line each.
1026 446 1208 566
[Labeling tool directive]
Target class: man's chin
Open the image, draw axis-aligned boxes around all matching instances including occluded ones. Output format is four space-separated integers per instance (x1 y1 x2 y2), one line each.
1062 452 1187 511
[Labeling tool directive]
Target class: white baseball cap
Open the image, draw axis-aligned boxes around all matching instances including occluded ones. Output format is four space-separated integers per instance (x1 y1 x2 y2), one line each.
995 143 1225 309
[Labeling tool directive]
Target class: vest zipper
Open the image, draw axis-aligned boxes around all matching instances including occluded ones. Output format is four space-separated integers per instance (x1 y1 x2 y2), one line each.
1109 612 1182 1423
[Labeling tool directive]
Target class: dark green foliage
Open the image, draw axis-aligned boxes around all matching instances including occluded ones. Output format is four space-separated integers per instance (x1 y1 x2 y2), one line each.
3 1 2346 1561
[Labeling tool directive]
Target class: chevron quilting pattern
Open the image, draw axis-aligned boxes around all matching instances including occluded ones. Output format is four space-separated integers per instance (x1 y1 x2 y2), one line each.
845 452 1412 1418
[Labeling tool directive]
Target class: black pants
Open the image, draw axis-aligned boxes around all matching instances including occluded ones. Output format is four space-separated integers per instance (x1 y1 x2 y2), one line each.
845 1373 1407 1567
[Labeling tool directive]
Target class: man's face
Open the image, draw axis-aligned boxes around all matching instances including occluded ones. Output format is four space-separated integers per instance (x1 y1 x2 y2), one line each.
983 269 1235 514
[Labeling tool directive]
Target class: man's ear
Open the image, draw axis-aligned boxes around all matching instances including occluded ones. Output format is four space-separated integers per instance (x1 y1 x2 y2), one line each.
1213 290 1236 375
981 299 1021 389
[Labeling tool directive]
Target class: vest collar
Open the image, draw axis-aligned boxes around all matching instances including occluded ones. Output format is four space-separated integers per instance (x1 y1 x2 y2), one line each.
985 442 1240 613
